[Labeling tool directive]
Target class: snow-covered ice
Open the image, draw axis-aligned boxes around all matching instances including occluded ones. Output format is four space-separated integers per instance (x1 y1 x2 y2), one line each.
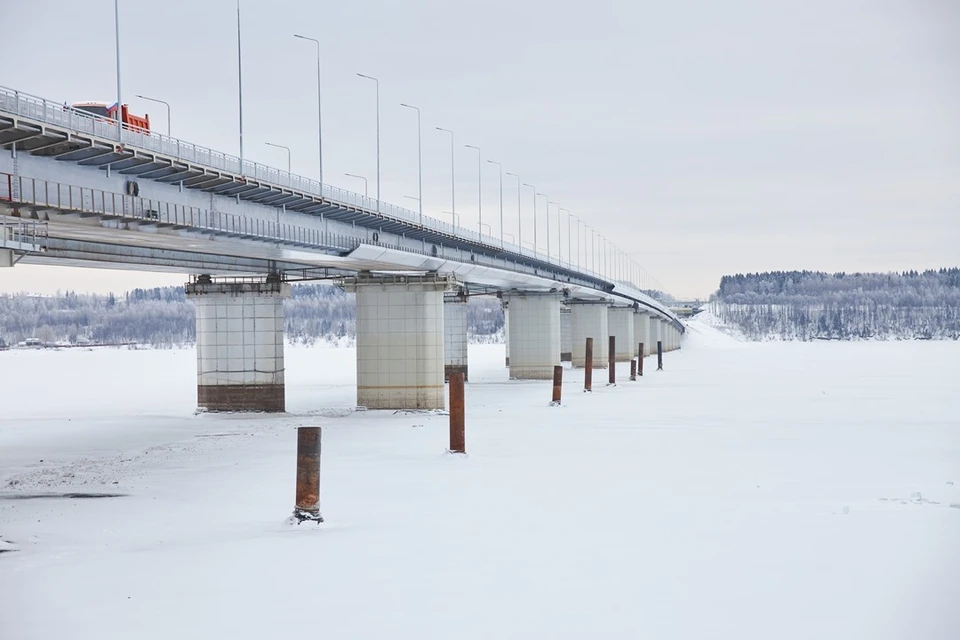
1 322 958 639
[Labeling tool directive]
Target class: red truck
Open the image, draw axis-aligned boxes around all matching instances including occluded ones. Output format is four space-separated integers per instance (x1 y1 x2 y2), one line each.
70 101 150 133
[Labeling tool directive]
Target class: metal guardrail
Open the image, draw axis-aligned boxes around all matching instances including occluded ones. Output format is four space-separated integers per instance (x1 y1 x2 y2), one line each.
0 215 47 252
0 172 359 251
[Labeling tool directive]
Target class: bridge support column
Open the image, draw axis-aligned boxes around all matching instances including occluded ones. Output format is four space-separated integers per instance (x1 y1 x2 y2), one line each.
186 276 290 412
344 274 452 410
0 249 13 268
634 310 649 358
560 305 573 362
503 291 562 379
503 302 510 367
648 315 661 356
570 301 609 368
608 307 635 362
444 291 468 382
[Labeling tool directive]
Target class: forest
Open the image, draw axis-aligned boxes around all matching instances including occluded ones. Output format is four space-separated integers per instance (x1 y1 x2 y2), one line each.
711 269 960 340
0 284 504 348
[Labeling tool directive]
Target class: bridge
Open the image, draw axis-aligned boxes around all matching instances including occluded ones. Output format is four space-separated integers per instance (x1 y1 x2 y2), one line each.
0 84 683 412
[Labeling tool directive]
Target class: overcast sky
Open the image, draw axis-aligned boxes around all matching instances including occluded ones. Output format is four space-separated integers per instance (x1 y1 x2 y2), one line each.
2 0 957 298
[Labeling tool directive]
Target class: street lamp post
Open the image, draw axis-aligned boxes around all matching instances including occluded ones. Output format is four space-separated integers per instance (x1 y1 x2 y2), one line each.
399 103 423 225
522 183 537 255
293 34 323 185
436 127 455 227
487 160 503 247
345 172 368 197
561 208 571 267
538 194 550 260
505 172 521 252
465 145 481 236
236 0 244 173
265 142 291 173
114 0 122 142
135 95 170 136
356 73 380 212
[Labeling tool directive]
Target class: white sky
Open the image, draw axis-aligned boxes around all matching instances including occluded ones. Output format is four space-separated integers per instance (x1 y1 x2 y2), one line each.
1 0 958 298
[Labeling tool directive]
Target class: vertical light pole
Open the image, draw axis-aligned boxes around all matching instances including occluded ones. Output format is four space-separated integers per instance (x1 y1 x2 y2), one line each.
135 95 170 136
487 160 503 247
399 103 423 225
344 172 368 197
561 208 571 267
590 227 596 273
293 34 323 185
436 127 455 227
356 73 380 212
265 142 291 172
523 183 537 255
464 144 482 236
114 0 122 142
505 172 521 252
236 0 244 173
574 215 581 269
548 202 560 262
538 193 550 260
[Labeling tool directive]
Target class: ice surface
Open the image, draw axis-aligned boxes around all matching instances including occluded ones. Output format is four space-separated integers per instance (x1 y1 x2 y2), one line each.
1 324 959 639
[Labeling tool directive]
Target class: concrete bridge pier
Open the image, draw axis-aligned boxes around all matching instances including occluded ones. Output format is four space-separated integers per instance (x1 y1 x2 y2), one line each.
502 301 510 367
648 314 661 355
570 301 609 368
185 275 291 412
503 291 562 379
444 291 468 382
634 310 649 357
560 305 573 362
344 274 452 410
608 306 635 362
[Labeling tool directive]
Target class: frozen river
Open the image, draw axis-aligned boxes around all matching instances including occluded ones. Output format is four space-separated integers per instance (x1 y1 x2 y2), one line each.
1 322 958 639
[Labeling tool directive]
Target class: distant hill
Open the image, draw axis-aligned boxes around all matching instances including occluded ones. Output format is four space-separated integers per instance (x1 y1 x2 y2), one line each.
0 284 504 348
710 268 960 340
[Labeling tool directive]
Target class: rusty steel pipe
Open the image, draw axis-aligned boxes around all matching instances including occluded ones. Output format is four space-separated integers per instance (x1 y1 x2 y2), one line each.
293 426 323 523
630 359 637 381
657 340 663 371
584 337 593 392
449 371 466 453
551 365 563 405
638 342 644 376
608 335 616 385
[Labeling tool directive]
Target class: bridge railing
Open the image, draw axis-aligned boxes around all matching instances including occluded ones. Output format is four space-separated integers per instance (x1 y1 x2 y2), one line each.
0 86 606 277
1 172 364 252
0 85 678 297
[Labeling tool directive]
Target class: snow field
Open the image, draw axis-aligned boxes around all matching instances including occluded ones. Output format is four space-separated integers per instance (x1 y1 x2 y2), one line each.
1 322 959 639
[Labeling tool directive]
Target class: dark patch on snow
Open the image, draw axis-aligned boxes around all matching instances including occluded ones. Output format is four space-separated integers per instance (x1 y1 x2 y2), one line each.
0 492 127 500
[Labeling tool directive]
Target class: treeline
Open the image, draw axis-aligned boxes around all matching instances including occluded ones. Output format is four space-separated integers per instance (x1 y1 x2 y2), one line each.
711 269 960 340
0 284 504 348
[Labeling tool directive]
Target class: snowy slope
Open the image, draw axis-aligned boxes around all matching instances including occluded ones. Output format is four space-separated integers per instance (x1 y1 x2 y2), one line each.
1 338 958 639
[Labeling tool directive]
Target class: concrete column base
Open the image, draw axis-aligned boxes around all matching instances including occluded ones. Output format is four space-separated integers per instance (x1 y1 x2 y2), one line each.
198 384 285 412
343 273 453 410
503 303 510 367
609 306 635 362
634 311 649 358
504 291 561 379
560 306 573 362
570 301 609 368
186 276 290 413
